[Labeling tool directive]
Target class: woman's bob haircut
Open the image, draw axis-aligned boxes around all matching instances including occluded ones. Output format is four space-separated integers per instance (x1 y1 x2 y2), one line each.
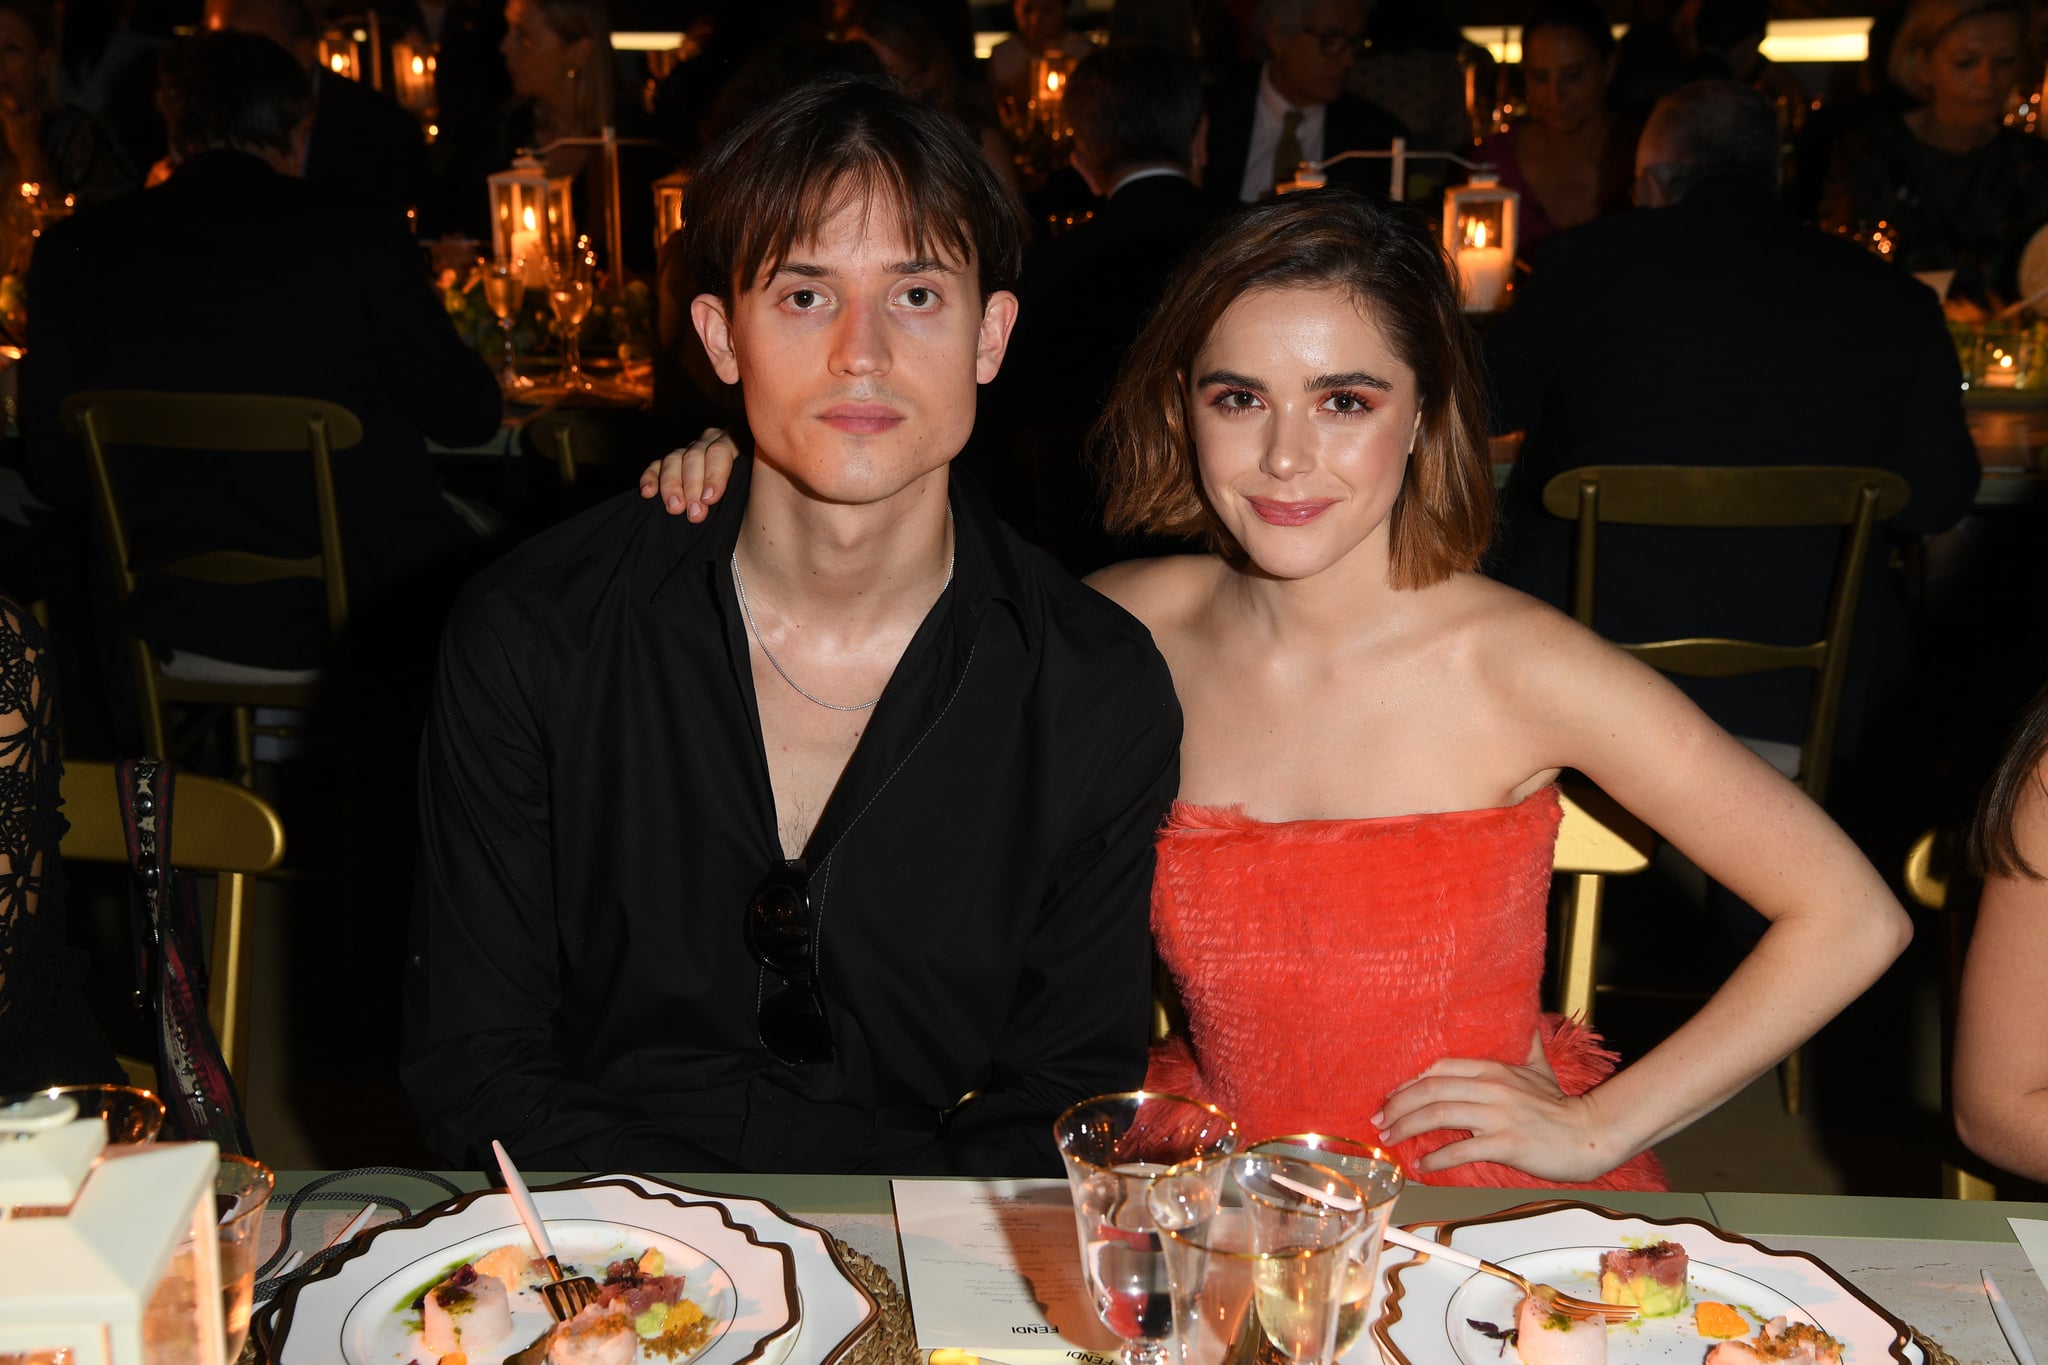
1098 189 1495 589
683 72 1026 307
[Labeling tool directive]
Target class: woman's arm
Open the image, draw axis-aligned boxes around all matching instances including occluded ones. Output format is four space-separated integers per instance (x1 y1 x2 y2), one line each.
1378 602 1911 1181
1954 759 2048 1181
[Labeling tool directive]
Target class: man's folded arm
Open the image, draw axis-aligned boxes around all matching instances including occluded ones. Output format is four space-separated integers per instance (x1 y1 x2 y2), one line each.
945 647 1182 1175
403 584 726 1171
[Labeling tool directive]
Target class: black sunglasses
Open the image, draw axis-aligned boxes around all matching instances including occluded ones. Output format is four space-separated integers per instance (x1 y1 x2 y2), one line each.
745 859 833 1064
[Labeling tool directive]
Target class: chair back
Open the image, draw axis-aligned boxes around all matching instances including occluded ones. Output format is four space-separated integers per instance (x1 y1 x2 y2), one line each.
1551 779 1656 1025
1541 465 1910 806
59 391 364 755
1905 828 2001 1199
61 759 285 1083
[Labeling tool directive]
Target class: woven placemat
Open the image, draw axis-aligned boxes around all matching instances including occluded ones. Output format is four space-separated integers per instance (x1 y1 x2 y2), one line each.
1911 1326 1959 1365
834 1236 921 1364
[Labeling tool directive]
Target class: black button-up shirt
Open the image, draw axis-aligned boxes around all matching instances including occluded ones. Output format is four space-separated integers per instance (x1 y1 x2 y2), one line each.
403 460 1181 1174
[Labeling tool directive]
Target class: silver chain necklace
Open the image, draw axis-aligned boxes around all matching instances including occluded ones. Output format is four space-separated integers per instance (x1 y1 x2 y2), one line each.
731 511 954 713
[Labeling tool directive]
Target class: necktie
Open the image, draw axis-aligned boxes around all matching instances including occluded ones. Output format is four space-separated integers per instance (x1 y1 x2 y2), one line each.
1272 109 1304 194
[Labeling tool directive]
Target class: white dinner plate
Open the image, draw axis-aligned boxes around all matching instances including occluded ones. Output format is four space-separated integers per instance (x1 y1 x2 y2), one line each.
1375 1202 1917 1365
266 1178 799 1365
572 1173 880 1364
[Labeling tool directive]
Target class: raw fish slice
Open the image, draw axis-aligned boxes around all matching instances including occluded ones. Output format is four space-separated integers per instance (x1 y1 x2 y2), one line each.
1515 1293 1607 1365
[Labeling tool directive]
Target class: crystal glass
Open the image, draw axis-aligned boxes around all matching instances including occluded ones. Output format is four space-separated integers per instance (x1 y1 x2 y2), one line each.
1054 1091 1240 1365
482 257 529 389
209 1154 274 1363
1149 1151 1367 1365
1248 1135 1402 1357
1236 1152 1367 1363
546 251 595 391
0 1084 165 1145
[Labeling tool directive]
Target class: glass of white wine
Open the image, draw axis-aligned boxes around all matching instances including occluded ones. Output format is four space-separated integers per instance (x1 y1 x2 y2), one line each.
1248 1136 1402 1359
482 258 528 390
546 250 595 391
1149 1152 1365 1365
1054 1091 1240 1365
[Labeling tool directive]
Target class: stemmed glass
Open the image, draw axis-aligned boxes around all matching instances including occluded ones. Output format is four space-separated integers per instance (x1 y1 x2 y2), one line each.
1248 1135 1403 1358
482 257 529 390
546 249 595 392
1148 1151 1368 1365
1053 1091 1240 1365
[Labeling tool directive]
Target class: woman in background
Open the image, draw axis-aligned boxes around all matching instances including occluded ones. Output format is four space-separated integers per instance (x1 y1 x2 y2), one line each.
1953 684 2048 1181
1482 0 1635 262
1821 0 2048 310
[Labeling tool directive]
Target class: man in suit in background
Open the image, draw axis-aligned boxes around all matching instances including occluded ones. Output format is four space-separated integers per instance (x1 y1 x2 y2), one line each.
203 0 432 220
24 27 499 671
1204 0 1403 206
1486 79 1977 769
978 43 1216 571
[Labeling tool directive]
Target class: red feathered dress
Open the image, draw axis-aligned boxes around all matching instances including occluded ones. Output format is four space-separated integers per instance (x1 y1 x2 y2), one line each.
1144 785 1666 1190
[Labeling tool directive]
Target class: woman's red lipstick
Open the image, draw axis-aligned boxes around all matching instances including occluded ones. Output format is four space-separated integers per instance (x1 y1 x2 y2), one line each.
1248 497 1334 526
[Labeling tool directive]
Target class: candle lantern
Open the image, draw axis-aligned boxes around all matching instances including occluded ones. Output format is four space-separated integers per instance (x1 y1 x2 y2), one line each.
1443 170 1518 312
1028 50 1077 143
317 27 361 80
652 169 688 251
488 155 574 287
0 1094 226 1365
390 33 437 115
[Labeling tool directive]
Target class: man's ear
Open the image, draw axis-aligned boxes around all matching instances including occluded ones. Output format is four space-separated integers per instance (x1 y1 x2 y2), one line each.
692 294 742 385
976 289 1020 384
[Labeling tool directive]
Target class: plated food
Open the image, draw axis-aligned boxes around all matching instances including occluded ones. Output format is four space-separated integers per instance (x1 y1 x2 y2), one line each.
1375 1203 1915 1365
263 1180 800 1365
407 1245 716 1364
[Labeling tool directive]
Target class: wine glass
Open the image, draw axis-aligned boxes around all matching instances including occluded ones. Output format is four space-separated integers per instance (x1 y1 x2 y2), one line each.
1053 1091 1240 1365
482 257 529 390
1148 1151 1364 1365
1237 1151 1368 1364
1248 1136 1402 1358
546 251 595 391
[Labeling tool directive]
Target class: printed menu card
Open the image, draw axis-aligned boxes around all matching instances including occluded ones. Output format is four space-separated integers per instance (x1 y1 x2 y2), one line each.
892 1177 1118 1363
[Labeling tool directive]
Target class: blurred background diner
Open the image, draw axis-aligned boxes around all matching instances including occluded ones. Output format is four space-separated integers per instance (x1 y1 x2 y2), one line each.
0 0 2038 1209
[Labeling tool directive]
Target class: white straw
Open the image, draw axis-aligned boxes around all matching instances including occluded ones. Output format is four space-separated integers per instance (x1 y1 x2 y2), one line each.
330 1203 378 1249
1270 1169 1364 1211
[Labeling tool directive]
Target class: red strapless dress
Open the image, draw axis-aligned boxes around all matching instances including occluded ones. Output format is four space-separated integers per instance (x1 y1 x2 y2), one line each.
1145 786 1666 1190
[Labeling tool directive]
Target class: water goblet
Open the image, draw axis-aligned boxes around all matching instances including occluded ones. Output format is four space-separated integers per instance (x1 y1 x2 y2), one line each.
1247 1135 1403 1357
1053 1091 1240 1365
209 1154 274 1363
482 257 529 389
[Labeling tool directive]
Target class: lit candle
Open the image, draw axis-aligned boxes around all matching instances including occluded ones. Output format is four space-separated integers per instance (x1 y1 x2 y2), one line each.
1981 349 2020 389
1456 217 1511 312
508 204 543 287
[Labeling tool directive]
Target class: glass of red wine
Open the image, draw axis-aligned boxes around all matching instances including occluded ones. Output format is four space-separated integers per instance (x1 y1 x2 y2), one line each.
1053 1091 1240 1365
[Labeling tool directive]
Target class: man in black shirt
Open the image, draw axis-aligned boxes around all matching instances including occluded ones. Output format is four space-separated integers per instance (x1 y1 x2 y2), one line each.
403 75 1182 1176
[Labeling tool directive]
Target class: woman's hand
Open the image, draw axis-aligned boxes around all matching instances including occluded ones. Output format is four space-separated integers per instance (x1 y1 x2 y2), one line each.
1374 1032 1622 1183
639 427 741 521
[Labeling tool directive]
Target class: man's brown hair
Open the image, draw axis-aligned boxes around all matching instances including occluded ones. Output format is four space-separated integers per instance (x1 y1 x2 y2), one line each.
683 72 1025 306
1097 189 1494 588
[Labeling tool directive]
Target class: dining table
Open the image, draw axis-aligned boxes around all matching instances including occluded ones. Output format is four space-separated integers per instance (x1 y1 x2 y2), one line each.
256 1169 2048 1365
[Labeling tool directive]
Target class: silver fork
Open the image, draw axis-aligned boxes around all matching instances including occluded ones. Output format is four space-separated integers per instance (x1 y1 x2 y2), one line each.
1384 1225 1641 1323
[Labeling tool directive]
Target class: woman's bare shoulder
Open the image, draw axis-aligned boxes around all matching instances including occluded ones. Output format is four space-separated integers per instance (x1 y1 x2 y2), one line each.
1085 554 1223 632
